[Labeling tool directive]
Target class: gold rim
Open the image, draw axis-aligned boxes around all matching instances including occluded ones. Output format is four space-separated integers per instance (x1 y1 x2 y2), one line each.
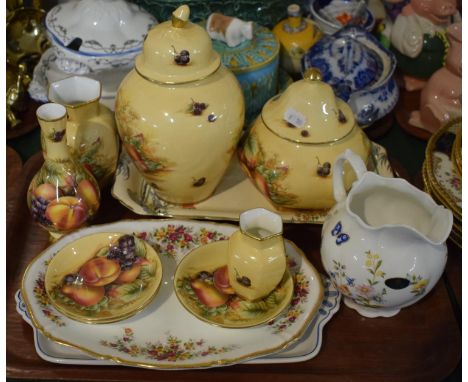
260 111 359 146
422 163 461 222
134 61 222 86
47 80 102 109
424 117 462 215
21 219 324 369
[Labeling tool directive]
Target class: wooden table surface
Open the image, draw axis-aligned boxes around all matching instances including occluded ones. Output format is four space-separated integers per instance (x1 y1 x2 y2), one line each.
6 152 461 382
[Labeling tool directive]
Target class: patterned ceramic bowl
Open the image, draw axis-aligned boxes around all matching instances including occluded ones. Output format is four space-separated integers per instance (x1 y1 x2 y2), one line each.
302 26 398 126
45 0 157 73
44 232 163 324
308 0 375 35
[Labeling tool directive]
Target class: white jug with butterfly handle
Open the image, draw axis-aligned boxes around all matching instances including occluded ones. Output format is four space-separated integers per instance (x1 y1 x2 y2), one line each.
320 149 453 318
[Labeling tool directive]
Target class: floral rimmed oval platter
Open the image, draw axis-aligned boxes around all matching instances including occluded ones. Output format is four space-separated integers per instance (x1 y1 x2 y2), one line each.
44 233 163 324
15 275 340 365
21 220 325 369
111 143 394 224
174 241 294 328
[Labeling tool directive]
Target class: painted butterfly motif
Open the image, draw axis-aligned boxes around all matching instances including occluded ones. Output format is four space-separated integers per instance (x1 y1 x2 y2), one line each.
331 221 349 245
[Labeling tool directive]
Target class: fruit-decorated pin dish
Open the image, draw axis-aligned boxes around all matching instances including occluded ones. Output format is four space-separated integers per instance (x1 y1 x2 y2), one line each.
44 233 163 324
174 241 294 328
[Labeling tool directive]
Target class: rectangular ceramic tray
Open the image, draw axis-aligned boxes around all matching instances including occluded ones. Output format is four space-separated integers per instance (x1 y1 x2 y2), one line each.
112 143 394 224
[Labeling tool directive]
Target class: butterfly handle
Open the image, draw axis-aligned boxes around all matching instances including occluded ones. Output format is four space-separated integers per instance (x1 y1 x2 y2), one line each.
333 149 367 203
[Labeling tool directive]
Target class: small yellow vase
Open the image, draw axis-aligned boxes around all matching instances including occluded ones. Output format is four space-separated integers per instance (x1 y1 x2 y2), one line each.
49 76 120 188
228 208 286 301
273 4 322 76
27 103 101 239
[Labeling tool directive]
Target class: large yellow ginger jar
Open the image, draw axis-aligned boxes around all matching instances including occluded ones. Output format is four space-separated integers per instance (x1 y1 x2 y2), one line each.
239 68 371 210
115 5 245 204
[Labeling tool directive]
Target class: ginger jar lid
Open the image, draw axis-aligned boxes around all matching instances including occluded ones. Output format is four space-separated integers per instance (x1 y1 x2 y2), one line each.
135 5 221 84
261 68 355 144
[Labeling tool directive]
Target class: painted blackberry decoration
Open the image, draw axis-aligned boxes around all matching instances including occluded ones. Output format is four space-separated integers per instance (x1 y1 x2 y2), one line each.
172 45 190 65
316 157 331 177
107 235 138 271
192 177 206 187
189 99 208 116
31 196 52 226
235 269 251 287
338 109 347 123
49 129 66 142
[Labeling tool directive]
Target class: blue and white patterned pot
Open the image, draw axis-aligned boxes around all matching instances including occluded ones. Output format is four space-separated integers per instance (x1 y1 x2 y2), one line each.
212 25 279 126
302 26 398 126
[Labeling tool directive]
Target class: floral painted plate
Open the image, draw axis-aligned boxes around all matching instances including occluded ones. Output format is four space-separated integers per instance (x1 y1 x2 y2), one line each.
424 118 461 217
15 276 340 365
44 233 163 324
111 143 394 224
174 241 294 328
21 220 325 369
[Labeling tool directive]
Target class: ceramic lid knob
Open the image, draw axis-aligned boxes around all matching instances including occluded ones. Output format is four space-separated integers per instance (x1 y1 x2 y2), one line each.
304 67 322 82
287 4 301 17
135 4 221 84
171 5 190 28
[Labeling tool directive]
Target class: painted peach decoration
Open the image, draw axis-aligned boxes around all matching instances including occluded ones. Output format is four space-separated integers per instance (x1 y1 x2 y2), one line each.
27 103 100 238
115 5 245 205
44 233 163 324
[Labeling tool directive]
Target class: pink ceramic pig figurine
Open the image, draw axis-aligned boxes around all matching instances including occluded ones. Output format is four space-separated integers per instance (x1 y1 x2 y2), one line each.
409 22 461 133
390 0 460 91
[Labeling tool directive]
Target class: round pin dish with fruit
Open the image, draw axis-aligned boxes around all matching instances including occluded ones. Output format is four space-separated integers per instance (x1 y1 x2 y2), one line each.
44 232 163 324
174 208 294 328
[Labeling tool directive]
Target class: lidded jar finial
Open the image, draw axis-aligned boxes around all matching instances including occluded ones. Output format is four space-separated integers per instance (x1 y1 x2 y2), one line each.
304 67 322 82
171 5 190 28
